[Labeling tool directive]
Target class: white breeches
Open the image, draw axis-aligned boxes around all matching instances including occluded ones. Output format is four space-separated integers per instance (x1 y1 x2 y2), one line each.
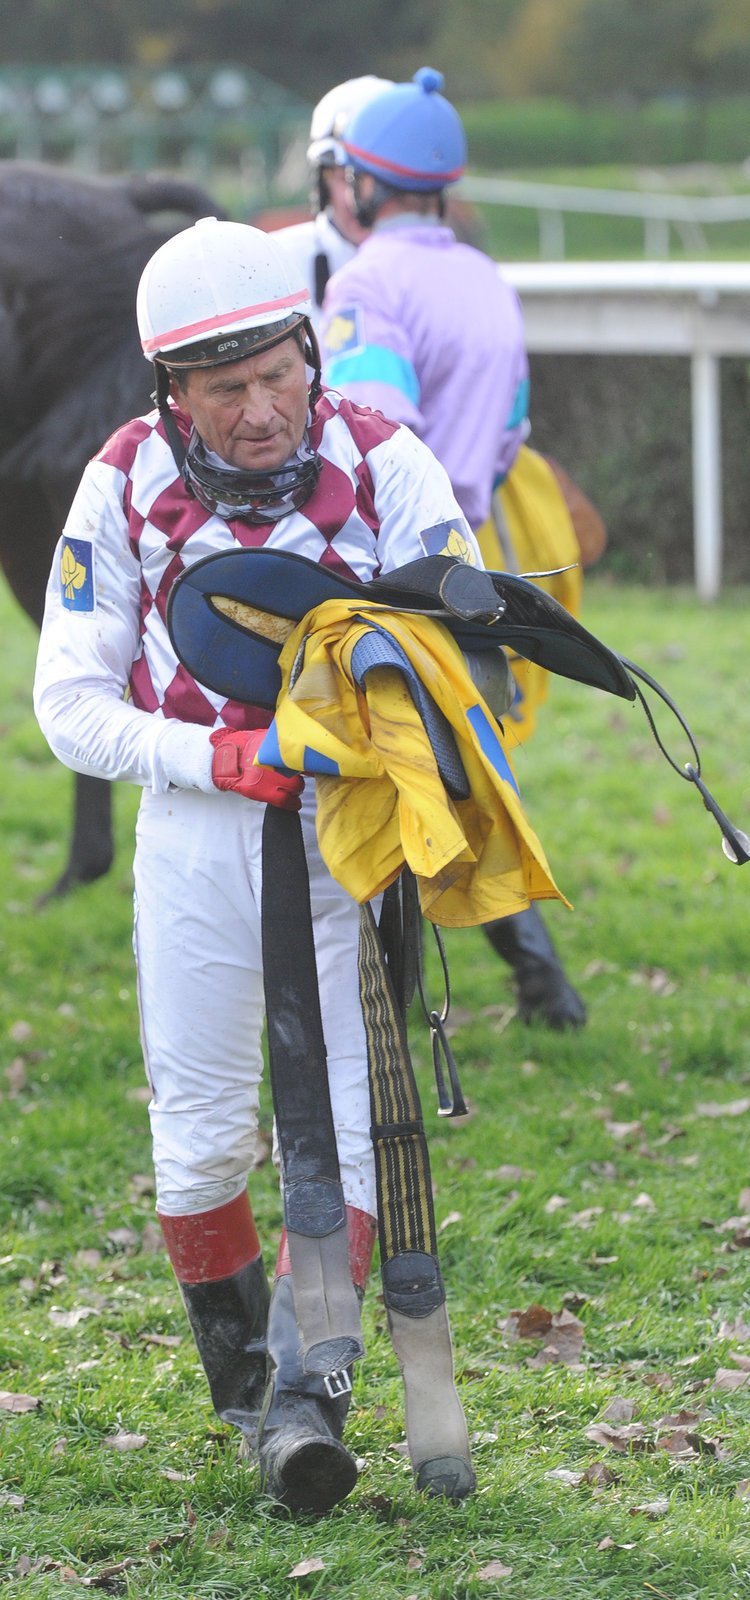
133 786 376 1219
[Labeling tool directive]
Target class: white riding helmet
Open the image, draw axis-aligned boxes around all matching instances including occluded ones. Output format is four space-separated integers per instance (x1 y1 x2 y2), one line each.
307 75 394 169
137 216 313 369
136 218 322 524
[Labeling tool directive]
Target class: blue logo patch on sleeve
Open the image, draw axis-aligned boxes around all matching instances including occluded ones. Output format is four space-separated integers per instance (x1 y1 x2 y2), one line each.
60 538 95 612
420 520 477 566
323 306 364 358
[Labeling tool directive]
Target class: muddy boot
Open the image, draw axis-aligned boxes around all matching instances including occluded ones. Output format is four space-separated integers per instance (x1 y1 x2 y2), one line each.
483 904 586 1028
159 1191 270 1453
258 1207 376 1515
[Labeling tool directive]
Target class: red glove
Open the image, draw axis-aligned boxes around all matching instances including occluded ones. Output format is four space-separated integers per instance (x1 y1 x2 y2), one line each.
210 729 304 811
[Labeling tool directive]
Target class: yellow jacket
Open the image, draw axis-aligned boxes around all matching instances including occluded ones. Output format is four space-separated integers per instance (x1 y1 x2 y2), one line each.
260 599 567 928
476 445 583 748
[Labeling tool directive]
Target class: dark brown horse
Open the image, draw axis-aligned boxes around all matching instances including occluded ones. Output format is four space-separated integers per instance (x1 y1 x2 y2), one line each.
0 161 221 894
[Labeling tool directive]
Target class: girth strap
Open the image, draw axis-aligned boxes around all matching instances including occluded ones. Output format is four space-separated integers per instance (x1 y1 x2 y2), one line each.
358 904 474 1486
261 806 364 1379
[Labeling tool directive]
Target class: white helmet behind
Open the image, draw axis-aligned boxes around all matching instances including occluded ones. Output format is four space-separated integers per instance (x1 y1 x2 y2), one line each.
137 216 312 368
307 75 394 169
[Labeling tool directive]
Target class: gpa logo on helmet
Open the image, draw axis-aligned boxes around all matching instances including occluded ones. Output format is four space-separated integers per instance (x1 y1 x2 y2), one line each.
216 339 240 354
421 520 477 566
60 538 95 612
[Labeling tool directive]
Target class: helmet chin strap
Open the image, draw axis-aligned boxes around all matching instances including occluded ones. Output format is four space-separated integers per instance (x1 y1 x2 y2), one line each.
152 321 323 525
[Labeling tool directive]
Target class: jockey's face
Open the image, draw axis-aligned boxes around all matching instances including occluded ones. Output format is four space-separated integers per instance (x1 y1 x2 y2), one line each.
172 335 309 472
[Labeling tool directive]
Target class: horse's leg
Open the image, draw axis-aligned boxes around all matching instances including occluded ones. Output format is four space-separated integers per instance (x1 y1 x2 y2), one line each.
0 478 115 894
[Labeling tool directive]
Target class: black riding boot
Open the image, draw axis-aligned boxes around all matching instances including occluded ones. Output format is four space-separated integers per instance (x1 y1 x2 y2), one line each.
483 903 587 1028
258 1206 376 1514
159 1192 270 1452
180 1258 270 1448
257 1271 359 1513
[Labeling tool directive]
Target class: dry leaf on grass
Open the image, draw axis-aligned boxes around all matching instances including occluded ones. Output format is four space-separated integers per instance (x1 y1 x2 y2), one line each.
736 1480 750 1499
505 1302 585 1366
546 1468 584 1486
718 1316 750 1341
477 1561 513 1580
49 1306 99 1328
104 1430 148 1452
712 1368 750 1391
599 1397 636 1424
0 1493 25 1509
0 1390 40 1412
288 1557 326 1577
629 1497 669 1518
696 1098 750 1119
584 1422 651 1452
596 1536 635 1551
605 1120 643 1142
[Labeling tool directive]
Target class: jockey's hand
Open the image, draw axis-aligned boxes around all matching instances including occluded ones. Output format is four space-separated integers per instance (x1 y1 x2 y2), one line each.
210 729 304 811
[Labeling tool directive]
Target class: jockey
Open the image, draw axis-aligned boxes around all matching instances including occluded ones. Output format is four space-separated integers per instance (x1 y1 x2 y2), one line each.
320 68 588 1030
271 74 393 327
33 218 484 1515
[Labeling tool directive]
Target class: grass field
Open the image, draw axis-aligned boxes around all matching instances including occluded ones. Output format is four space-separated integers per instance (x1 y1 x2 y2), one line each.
1 577 749 1598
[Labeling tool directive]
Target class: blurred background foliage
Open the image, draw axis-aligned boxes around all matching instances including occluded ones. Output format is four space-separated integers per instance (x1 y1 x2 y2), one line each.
4 0 750 120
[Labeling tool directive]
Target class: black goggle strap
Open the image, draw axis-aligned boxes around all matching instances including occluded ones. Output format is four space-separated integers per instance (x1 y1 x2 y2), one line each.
620 653 750 866
153 362 188 477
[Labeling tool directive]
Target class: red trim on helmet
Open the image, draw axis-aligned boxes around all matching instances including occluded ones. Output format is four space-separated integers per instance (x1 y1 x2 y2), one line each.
142 287 310 355
342 138 464 183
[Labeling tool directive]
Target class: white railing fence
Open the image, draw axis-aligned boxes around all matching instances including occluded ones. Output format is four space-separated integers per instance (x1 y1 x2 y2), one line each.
498 262 750 599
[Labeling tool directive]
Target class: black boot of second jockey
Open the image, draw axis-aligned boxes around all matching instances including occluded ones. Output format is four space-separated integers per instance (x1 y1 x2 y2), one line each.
159 1191 270 1452
483 903 587 1029
258 1206 376 1515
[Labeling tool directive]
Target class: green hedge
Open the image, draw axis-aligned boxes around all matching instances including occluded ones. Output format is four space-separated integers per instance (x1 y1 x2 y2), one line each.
460 96 750 170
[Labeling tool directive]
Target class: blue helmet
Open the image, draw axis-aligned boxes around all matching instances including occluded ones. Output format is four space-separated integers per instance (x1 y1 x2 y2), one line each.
342 67 467 193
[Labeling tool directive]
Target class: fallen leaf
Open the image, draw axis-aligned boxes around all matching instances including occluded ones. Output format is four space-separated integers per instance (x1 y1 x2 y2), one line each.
596 1536 636 1551
477 1562 513 1580
6 1058 27 1095
584 1461 619 1486
74 1249 103 1270
629 1497 669 1518
605 1120 643 1141
568 1207 603 1228
406 1554 423 1571
632 1192 656 1210
657 1409 705 1428
0 1390 41 1412
712 1368 750 1391
546 1468 584 1485
544 1195 569 1215
488 1163 532 1183
584 1422 650 1452
0 1492 25 1509
139 1333 181 1349
719 1316 750 1341
104 1430 148 1451
696 1098 750 1119
736 1480 750 1499
106 1228 138 1252
600 1397 636 1424
9 1020 33 1042
506 1303 552 1339
655 1429 722 1458
49 1305 99 1328
288 1557 326 1577
438 1211 462 1233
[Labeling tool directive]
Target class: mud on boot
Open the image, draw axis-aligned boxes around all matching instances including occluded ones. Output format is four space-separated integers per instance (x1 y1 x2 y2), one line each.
258 1272 358 1514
